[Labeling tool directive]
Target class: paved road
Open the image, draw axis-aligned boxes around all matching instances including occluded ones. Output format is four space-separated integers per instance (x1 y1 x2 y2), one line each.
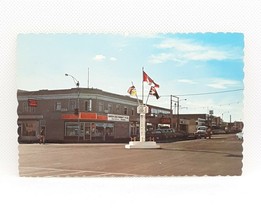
19 134 243 177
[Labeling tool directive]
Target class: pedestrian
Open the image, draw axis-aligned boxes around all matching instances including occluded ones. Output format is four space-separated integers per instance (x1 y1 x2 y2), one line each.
207 126 212 139
40 128 45 144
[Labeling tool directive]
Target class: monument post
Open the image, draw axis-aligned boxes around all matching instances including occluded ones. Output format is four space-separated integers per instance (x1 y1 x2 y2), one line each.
125 104 160 149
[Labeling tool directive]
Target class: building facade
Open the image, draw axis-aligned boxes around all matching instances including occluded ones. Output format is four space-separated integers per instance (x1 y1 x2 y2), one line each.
17 88 172 143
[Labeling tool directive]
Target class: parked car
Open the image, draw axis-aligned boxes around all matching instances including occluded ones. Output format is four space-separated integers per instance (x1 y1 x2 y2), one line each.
157 128 176 139
146 129 167 141
212 129 226 134
175 131 188 140
195 126 207 139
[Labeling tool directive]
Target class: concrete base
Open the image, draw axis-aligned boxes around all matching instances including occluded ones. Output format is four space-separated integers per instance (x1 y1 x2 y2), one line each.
125 141 160 149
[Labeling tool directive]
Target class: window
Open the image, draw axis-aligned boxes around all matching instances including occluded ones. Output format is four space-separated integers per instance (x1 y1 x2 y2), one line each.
124 106 128 115
65 123 79 136
85 99 92 112
116 104 120 113
56 102 62 111
23 102 28 112
108 104 112 113
23 102 36 113
98 102 104 112
91 122 114 140
22 121 38 136
131 107 135 116
69 100 76 111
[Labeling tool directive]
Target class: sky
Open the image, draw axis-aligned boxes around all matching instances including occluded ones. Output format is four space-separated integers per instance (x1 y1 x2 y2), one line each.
17 33 244 122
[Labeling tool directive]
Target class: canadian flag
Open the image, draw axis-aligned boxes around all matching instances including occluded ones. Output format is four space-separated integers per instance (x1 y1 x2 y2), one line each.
143 71 159 88
149 86 160 99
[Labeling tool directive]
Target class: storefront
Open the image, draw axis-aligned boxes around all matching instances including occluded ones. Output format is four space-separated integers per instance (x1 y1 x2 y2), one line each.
64 121 115 142
62 112 130 142
18 115 45 143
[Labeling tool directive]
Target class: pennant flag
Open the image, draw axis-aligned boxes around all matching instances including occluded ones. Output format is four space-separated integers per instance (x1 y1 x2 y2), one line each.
127 85 137 96
149 86 160 99
143 71 159 88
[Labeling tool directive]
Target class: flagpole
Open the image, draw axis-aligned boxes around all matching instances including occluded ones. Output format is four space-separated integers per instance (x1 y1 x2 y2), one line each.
131 81 140 106
142 67 144 104
145 88 150 105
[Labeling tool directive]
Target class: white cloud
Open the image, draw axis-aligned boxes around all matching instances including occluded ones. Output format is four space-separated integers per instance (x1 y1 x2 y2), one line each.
93 55 117 62
157 38 205 52
149 53 184 64
93 54 106 61
207 79 240 89
150 38 243 64
109 57 117 61
178 79 197 84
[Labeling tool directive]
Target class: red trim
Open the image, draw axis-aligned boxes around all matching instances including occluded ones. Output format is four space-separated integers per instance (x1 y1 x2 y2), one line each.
61 112 108 121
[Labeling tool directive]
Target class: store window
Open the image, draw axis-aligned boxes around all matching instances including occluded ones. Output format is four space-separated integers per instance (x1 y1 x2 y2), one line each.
130 122 137 136
91 122 114 141
65 122 79 136
65 123 84 137
22 121 38 136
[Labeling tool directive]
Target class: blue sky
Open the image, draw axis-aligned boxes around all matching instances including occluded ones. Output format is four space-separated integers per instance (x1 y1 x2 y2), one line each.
17 33 244 122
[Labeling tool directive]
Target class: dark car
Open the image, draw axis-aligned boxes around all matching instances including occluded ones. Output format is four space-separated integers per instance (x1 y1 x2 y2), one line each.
157 128 176 139
146 130 166 141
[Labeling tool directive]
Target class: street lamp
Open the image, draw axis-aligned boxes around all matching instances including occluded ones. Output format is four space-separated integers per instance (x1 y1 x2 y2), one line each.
65 73 80 142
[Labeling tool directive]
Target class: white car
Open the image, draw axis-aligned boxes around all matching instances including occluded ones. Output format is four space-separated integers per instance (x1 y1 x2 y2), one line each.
236 132 243 140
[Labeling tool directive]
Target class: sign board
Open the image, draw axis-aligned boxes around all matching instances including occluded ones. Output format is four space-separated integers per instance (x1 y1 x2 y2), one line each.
137 105 149 114
107 114 129 122
28 99 38 107
160 118 171 124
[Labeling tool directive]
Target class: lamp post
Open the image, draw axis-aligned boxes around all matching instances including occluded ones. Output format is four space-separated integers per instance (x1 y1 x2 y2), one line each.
65 73 80 142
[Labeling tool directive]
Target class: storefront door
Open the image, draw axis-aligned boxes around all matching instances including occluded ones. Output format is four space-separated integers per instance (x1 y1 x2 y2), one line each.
85 123 91 141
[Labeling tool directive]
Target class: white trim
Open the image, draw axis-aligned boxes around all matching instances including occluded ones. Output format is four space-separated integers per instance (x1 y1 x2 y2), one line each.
18 115 43 119
18 93 138 106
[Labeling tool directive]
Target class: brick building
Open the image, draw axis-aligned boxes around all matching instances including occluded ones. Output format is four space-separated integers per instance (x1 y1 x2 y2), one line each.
17 88 171 143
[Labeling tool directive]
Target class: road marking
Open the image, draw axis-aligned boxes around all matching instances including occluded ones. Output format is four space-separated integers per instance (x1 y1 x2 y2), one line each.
19 166 144 177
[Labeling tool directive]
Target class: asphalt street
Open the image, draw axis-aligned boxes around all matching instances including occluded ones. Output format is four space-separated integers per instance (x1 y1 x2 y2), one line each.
19 134 243 177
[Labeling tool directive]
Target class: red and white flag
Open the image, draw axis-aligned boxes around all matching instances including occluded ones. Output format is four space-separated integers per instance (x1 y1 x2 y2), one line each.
143 71 159 88
149 86 160 99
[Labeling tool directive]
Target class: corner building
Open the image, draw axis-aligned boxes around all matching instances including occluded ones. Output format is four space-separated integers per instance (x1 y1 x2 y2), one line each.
17 88 171 143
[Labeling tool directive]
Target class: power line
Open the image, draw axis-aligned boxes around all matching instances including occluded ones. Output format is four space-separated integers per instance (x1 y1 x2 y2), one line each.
160 88 243 97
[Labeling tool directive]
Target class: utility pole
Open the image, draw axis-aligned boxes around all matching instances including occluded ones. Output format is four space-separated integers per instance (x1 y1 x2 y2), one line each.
65 73 80 142
170 95 173 128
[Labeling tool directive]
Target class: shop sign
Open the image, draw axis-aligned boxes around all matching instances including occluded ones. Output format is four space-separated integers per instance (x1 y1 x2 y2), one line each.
107 114 129 122
28 99 38 107
160 118 171 124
